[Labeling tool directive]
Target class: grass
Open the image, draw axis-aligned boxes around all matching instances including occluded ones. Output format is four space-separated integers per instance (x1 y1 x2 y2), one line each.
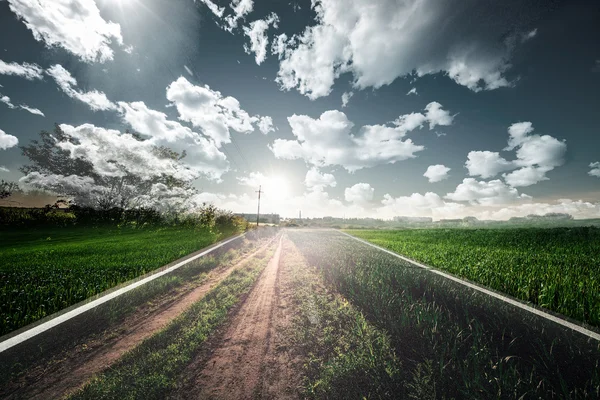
282 239 401 399
289 230 600 399
346 227 600 327
0 225 235 336
67 245 275 399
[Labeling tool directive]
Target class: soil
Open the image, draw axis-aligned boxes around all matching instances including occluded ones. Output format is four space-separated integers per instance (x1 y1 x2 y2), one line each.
1 236 277 400
171 235 304 400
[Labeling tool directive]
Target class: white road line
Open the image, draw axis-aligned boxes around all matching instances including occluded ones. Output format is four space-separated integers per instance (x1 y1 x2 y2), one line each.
0 233 246 353
339 231 600 342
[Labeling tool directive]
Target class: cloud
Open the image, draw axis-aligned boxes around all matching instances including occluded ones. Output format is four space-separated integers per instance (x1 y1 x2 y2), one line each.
1 92 45 116
445 178 530 205
195 0 225 18
46 64 117 111
406 87 417 96
424 101 455 129
274 0 534 99
589 162 600 178
0 59 43 80
224 0 254 30
271 102 453 171
503 122 567 186
378 192 465 219
341 91 353 107
257 116 275 134
424 164 450 182
0 128 19 150
521 28 537 42
345 183 374 204
117 101 229 180
7 0 124 63
243 13 279 65
56 123 199 181
305 167 336 190
18 104 45 117
466 122 566 187
465 151 514 178
0 166 9 173
271 33 288 58
237 171 266 187
166 76 259 146
184 65 193 76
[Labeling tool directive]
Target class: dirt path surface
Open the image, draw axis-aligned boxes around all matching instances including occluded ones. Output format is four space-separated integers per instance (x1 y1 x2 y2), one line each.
173 235 302 400
1 237 276 400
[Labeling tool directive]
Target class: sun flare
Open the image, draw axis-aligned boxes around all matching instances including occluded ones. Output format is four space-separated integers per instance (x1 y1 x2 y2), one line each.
262 175 290 203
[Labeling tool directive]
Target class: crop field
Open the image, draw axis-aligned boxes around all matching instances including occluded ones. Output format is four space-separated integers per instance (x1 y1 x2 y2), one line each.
346 227 600 327
0 226 229 336
1 229 599 398
288 230 600 398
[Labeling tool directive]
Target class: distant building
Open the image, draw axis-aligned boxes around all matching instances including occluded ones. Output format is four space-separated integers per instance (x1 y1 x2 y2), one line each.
235 213 280 224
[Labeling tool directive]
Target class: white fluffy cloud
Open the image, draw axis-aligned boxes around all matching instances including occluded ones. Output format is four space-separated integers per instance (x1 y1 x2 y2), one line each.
424 164 450 183
1 92 45 116
445 178 530 205
237 171 266 187
7 0 124 63
341 91 353 107
589 162 600 178
465 151 514 178
0 59 43 80
275 0 529 99
465 122 566 187
257 116 275 134
0 128 19 150
46 64 117 111
196 0 225 18
305 167 336 190
271 102 453 171
378 192 465 220
345 183 374 204
57 123 200 181
406 87 418 96
243 13 279 65
166 77 260 146
225 0 254 30
117 101 229 180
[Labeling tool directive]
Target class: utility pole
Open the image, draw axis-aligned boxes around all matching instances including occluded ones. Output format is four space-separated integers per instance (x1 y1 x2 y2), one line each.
256 185 262 227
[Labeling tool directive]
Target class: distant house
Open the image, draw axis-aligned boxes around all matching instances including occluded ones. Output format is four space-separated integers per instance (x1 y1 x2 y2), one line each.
235 213 280 224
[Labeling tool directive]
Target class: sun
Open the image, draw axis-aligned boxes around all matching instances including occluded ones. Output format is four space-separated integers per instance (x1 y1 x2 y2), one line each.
263 175 290 203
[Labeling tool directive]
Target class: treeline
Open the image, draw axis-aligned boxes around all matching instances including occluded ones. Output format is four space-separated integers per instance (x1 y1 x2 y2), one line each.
0 204 251 233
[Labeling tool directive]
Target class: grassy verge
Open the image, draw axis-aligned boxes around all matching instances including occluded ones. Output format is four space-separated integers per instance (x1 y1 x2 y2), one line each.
0 225 238 335
289 230 600 399
283 238 401 399
67 244 275 399
345 227 600 327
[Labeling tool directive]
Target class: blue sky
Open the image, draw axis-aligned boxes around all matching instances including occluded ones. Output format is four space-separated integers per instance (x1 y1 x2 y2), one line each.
0 0 599 219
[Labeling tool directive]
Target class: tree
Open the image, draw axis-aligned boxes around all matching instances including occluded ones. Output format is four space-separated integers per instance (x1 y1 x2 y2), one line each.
0 180 19 199
20 125 198 210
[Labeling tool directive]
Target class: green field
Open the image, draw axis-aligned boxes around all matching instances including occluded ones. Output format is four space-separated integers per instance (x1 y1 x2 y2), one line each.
345 227 600 327
289 230 600 398
0 226 229 336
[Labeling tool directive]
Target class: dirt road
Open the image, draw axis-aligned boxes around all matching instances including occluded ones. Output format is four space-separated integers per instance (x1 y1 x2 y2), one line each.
1 236 277 400
173 235 302 400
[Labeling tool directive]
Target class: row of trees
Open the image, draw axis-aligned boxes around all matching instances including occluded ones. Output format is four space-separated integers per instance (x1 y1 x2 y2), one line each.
1 125 246 231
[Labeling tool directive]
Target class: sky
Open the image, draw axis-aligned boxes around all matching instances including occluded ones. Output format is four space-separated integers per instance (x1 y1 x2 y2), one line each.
0 0 599 220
